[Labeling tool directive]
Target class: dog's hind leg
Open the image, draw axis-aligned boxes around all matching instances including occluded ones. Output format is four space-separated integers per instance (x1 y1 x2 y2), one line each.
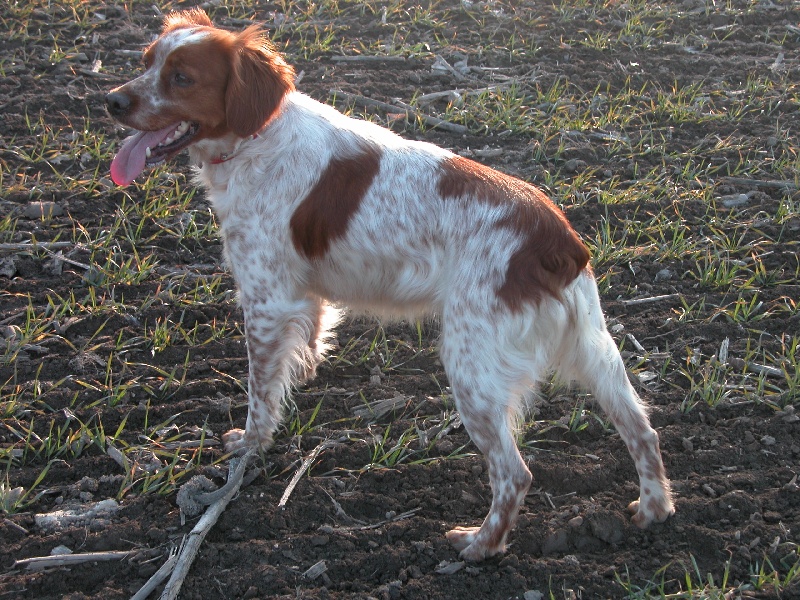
439 311 534 561
558 274 674 527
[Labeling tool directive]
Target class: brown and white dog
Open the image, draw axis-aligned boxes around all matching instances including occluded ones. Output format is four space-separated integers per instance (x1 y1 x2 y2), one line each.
106 9 674 561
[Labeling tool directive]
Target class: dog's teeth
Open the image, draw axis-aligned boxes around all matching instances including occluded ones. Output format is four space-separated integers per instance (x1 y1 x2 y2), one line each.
145 147 151 157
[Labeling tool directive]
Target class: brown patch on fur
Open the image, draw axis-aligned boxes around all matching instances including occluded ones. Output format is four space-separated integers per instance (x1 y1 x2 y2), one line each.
437 155 590 311
141 10 295 139
290 144 383 260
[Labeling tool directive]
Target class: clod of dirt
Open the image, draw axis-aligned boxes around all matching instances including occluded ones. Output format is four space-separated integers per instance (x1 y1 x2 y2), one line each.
588 512 625 545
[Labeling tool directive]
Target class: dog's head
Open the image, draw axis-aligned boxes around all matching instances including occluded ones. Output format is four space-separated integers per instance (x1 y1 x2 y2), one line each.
105 9 295 185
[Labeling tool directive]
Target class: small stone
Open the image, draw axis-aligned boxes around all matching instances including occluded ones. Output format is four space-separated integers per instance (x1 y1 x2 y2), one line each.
0 257 16 278
761 435 776 446
564 158 587 173
568 516 583 528
682 438 694 452
655 268 674 281
719 193 749 208
435 561 464 575
23 201 64 219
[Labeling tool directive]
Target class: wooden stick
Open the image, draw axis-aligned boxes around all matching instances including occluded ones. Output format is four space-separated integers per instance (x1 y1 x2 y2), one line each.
159 449 255 600
40 247 91 271
14 550 133 571
0 241 75 252
720 176 797 190
330 90 469 134
330 55 406 63
415 84 512 105
278 441 334 508
625 333 646 354
727 357 784 378
620 293 679 306
130 543 180 600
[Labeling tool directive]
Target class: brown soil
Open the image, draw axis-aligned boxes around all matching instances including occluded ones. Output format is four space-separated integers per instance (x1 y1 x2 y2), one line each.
1 1 799 599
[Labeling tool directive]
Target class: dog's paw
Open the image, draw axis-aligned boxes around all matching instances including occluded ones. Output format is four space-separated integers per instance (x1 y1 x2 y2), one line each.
446 526 506 561
222 429 249 454
222 428 273 454
446 526 480 552
628 494 675 528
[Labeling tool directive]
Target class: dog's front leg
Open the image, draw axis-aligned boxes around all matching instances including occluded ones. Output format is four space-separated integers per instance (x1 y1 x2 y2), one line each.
222 298 324 453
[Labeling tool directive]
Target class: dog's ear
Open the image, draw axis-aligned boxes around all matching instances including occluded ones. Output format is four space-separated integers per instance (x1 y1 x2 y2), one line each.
163 8 213 32
226 27 296 138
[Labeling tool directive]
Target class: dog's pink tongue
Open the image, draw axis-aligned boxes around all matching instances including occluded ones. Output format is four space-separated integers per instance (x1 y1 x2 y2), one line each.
110 124 179 186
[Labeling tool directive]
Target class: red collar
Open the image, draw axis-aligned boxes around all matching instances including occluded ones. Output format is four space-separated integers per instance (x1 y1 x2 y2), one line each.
209 133 259 165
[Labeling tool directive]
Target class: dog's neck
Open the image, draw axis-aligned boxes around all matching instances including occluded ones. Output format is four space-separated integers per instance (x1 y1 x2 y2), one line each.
190 132 256 168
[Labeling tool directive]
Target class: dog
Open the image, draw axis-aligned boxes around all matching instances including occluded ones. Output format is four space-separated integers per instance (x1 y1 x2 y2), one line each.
105 9 674 561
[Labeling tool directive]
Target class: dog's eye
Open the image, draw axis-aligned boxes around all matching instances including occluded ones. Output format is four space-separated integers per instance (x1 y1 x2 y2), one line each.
173 72 193 87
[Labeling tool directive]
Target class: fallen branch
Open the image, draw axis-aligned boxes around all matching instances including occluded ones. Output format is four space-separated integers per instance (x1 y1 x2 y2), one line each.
351 507 421 531
625 333 646 354
130 543 180 600
331 90 469 134
431 55 468 81
352 394 409 421
330 55 406 63
41 247 91 271
160 449 255 600
0 241 76 252
14 550 132 572
321 506 421 532
303 560 328 580
278 441 335 508
620 294 680 306
415 84 512 105
727 357 784 379
720 177 798 191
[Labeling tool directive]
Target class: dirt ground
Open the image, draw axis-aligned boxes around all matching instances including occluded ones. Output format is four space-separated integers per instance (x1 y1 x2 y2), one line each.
2 1 800 598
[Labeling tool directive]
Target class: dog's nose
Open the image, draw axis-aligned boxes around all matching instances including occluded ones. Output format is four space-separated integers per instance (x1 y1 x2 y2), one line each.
106 91 131 116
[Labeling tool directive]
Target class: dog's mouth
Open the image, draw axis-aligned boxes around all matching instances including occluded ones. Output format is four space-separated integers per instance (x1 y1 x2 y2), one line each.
110 120 199 186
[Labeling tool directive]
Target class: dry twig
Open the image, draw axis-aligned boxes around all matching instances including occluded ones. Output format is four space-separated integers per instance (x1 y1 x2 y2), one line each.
331 90 469 134
14 550 133 572
159 449 255 600
130 543 181 600
278 441 335 508
620 293 680 306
